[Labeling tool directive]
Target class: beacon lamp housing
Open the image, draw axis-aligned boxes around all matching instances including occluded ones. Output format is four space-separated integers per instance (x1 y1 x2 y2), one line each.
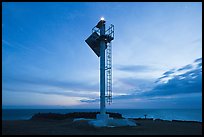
96 19 106 29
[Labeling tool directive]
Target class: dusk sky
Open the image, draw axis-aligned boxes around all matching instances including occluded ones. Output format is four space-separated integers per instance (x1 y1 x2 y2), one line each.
2 2 202 109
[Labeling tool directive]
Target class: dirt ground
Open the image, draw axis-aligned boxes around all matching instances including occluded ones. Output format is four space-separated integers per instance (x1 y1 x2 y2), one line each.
2 119 202 135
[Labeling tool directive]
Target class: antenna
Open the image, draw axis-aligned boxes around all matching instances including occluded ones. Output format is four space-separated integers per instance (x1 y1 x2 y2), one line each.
85 18 114 120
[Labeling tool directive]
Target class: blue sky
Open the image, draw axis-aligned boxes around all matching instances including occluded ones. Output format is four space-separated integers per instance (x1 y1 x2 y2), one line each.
2 2 202 109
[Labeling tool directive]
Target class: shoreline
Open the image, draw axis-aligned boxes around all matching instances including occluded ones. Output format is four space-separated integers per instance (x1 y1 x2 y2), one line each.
3 117 202 123
2 118 202 135
3 109 202 122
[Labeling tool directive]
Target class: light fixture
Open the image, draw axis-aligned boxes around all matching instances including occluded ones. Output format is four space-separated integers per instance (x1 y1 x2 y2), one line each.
100 17 105 21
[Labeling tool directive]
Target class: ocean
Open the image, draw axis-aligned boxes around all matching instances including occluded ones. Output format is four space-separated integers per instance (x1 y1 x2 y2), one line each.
2 109 202 122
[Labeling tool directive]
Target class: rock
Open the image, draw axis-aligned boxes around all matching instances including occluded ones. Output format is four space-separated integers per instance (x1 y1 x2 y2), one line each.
30 112 123 120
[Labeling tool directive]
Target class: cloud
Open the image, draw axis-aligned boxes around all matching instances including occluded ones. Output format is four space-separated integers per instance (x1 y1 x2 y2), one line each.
2 39 53 56
197 62 202 69
3 75 99 98
116 65 156 73
154 75 169 83
4 87 97 98
4 75 98 91
155 69 175 83
177 64 193 71
162 69 175 76
156 58 202 83
194 57 202 63
80 98 99 103
83 58 202 104
144 63 202 97
110 68 202 108
118 77 155 91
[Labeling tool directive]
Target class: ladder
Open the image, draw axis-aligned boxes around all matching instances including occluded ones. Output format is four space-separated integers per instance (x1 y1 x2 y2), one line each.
106 42 112 104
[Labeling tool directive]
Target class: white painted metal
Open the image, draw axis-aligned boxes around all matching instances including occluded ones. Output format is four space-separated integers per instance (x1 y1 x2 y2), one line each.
99 21 106 115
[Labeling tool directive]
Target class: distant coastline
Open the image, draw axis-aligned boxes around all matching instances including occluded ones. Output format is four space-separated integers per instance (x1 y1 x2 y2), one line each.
2 108 202 122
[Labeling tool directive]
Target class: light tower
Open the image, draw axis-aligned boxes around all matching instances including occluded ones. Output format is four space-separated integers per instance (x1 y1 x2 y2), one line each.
85 17 114 121
85 18 137 127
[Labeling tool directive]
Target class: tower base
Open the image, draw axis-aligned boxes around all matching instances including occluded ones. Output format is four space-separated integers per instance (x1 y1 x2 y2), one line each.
96 114 110 121
88 114 137 127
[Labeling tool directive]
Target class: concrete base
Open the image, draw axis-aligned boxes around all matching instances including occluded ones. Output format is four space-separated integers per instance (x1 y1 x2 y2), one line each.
96 114 110 121
73 114 137 127
88 117 137 127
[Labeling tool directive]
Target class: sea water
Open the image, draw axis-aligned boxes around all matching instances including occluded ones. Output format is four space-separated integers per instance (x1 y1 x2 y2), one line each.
2 109 202 122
